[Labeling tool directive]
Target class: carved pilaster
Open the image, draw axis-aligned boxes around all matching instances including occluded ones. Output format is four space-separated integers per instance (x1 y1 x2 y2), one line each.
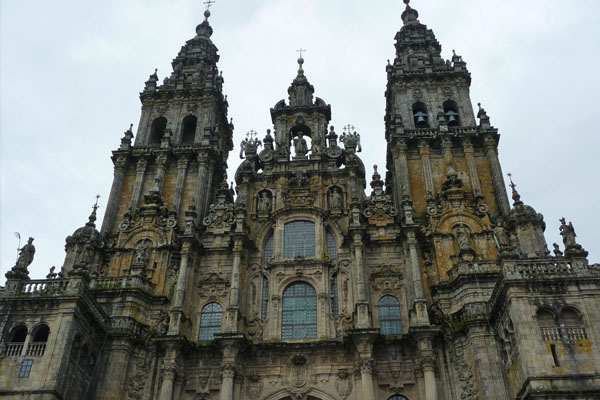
418 140 434 197
101 155 128 234
462 137 482 195
484 136 510 215
393 140 411 207
173 154 190 215
130 156 149 212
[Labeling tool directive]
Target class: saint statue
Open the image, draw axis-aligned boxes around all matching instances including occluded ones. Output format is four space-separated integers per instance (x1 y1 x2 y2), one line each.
456 226 472 251
16 237 35 269
134 240 150 264
293 132 308 158
493 219 509 248
257 192 272 213
559 217 577 248
330 187 343 209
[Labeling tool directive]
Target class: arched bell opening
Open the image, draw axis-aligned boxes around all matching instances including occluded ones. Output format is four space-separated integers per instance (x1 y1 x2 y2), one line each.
181 115 197 144
412 102 429 128
443 100 460 126
289 124 312 158
149 117 167 145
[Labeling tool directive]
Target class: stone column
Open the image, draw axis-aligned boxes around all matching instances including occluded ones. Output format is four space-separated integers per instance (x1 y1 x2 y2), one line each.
423 360 438 400
407 232 424 299
158 365 176 400
219 365 235 400
360 360 376 399
418 140 434 196
130 156 148 211
173 155 190 215
194 155 209 221
169 246 190 334
484 136 510 216
101 155 128 234
462 138 482 195
352 231 369 328
96 340 133 398
226 239 243 332
393 140 411 208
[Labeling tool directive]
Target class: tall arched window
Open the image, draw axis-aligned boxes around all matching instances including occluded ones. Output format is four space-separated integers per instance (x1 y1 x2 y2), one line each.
282 282 317 339
378 295 403 335
326 230 337 261
181 115 197 144
560 307 587 341
149 117 167 145
284 221 315 258
199 302 222 341
5 325 27 357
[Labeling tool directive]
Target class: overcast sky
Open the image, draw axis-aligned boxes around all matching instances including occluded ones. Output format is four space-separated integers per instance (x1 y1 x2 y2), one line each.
1 0 599 282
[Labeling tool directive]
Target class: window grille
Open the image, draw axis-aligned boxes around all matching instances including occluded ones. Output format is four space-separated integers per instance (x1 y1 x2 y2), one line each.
284 221 315 258
282 282 317 339
19 359 33 378
199 303 222 341
331 274 339 317
379 295 403 335
326 230 336 260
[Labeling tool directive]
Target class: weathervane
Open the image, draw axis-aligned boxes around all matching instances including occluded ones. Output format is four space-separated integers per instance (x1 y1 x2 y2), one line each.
507 173 516 191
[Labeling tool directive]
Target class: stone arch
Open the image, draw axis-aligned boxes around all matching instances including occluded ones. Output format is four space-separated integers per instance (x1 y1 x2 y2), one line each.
262 388 339 400
8 324 27 343
443 99 460 126
149 116 167 145
180 114 197 144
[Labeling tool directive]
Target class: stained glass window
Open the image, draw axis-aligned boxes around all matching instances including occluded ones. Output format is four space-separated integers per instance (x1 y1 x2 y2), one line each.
282 282 317 339
379 295 403 335
261 277 269 319
284 221 315 258
326 230 336 260
199 302 222 341
388 395 409 400
331 274 339 317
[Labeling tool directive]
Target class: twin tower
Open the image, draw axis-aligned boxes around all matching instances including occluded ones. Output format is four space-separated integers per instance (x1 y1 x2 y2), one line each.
1 3 598 400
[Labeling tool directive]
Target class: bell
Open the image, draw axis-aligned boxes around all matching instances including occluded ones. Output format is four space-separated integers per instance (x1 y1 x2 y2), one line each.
416 115 426 123
413 111 428 126
445 110 459 125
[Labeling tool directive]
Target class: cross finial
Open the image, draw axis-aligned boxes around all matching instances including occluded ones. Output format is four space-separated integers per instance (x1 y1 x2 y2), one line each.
296 48 306 59
246 130 258 140
93 195 100 212
204 0 215 10
507 173 516 190
343 124 356 134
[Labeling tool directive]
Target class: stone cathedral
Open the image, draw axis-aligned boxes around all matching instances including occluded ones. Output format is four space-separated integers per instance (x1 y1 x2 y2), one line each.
1 2 599 400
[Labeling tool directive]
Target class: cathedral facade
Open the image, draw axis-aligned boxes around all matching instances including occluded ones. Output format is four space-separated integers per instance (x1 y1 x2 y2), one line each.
1 3 599 400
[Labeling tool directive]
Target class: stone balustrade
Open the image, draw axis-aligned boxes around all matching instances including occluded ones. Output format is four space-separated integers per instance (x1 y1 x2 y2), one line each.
19 279 69 294
503 260 574 280
25 342 46 357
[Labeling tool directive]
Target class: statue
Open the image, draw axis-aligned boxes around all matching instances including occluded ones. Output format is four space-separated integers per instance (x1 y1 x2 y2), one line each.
293 132 308 158
330 187 343 209
46 266 58 279
257 191 272 213
16 237 36 269
134 240 150 264
493 219 509 248
456 226 472 251
552 243 563 257
559 217 577 248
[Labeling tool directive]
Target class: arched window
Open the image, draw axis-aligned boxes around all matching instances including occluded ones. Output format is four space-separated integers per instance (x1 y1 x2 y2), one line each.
412 102 429 128
181 115 197 144
389 395 409 400
9 325 27 343
331 274 339 317
282 282 317 339
378 295 403 335
537 308 559 341
443 100 460 126
27 324 49 357
560 307 587 341
199 302 222 341
149 117 167 145
5 325 27 357
284 221 315 258
326 230 337 261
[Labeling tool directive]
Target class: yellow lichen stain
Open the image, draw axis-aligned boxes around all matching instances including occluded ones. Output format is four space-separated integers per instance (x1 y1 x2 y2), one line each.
574 339 592 354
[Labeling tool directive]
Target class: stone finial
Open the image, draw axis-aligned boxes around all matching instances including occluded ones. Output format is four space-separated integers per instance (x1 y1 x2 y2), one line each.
477 102 490 127
507 173 523 206
120 124 134 150
401 0 419 24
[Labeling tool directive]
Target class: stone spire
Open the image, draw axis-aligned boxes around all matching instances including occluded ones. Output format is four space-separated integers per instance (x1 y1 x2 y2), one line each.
288 56 315 107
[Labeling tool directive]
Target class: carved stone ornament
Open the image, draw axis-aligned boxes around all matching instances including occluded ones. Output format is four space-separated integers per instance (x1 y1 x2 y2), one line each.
203 182 236 230
283 171 314 207
335 370 353 399
364 165 397 224
244 312 265 342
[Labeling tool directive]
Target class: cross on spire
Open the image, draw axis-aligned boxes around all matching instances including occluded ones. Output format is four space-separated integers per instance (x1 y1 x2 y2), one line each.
204 0 215 10
296 48 306 58
343 124 356 134
507 173 516 190
93 195 100 213
246 130 258 140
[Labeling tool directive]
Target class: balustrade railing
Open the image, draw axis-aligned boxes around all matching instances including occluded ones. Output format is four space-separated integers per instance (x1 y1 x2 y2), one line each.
20 279 69 294
540 327 561 341
504 260 574 279
3 343 24 357
25 342 46 357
